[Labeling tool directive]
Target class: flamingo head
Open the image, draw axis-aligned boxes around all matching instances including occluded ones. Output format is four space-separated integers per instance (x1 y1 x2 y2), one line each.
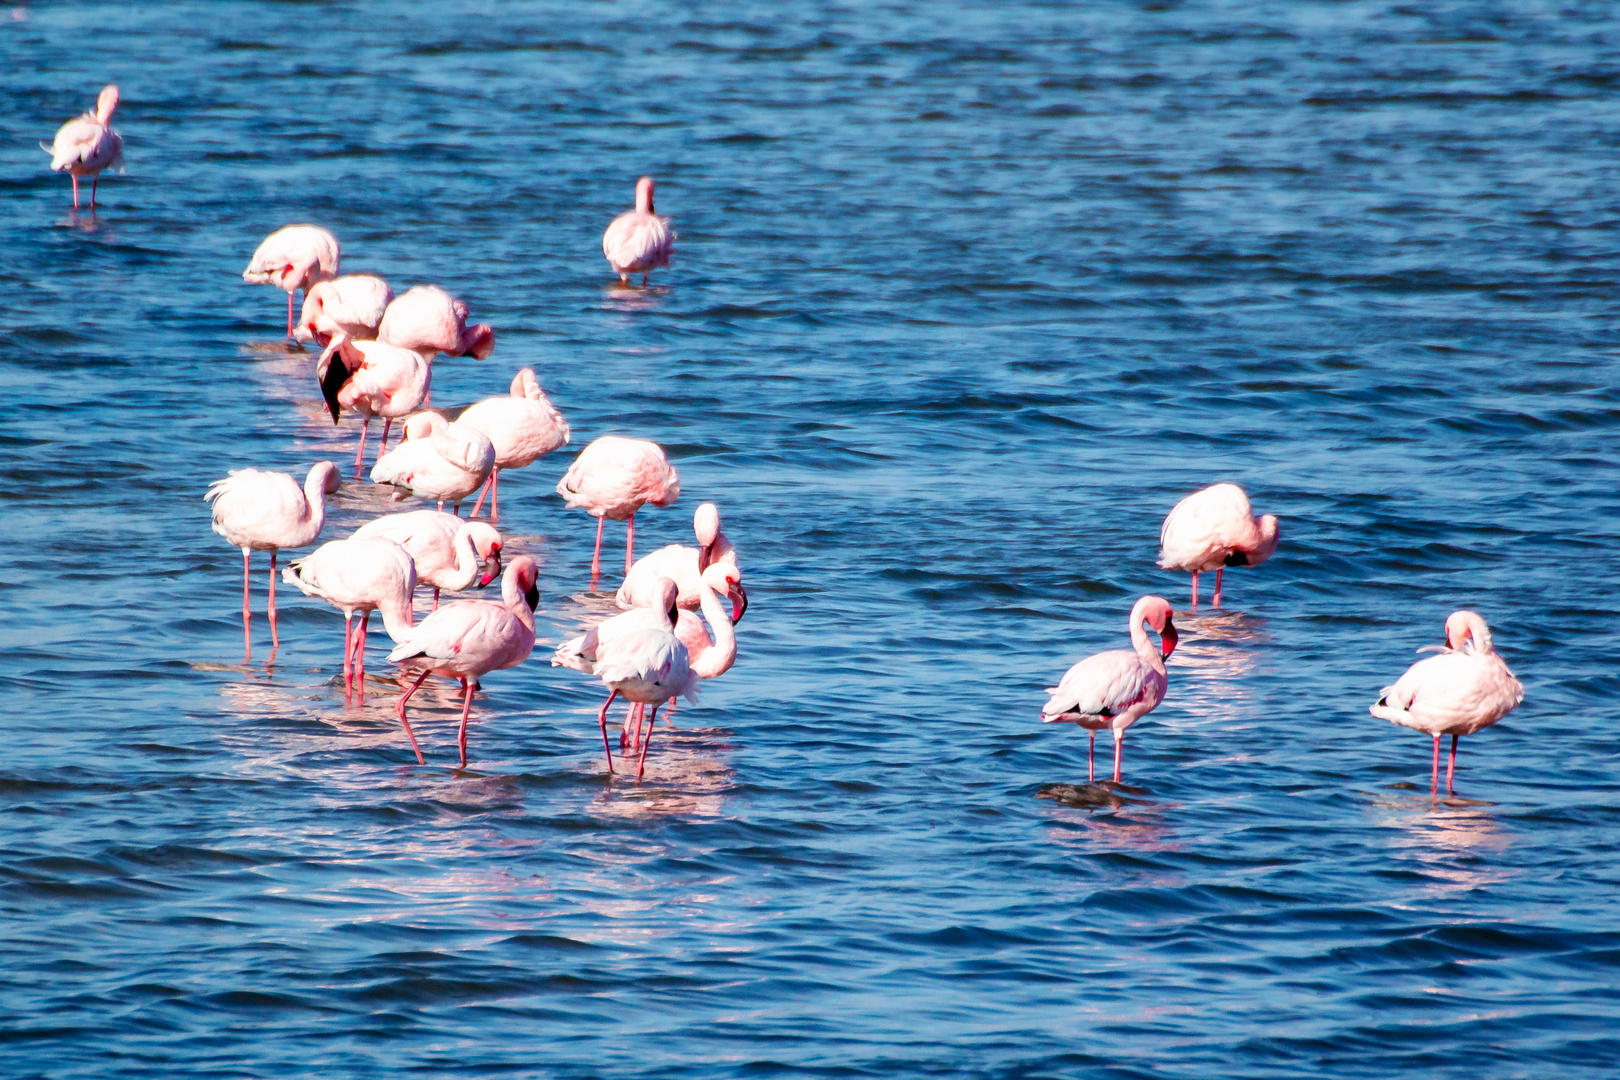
459 322 495 360
694 502 721 570
1444 610 1493 654
96 85 120 126
504 556 540 612
512 367 541 400
294 282 332 345
650 576 680 630
1249 514 1281 566
307 460 342 499
402 411 443 441
702 562 747 624
466 522 503 586
1135 595 1178 658
636 175 656 214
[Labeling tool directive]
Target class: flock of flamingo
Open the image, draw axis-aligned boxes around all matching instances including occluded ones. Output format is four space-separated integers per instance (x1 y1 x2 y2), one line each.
50 86 1522 796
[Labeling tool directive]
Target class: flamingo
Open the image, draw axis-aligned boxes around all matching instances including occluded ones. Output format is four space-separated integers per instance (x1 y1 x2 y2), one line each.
620 561 747 750
603 176 674 286
293 274 393 349
617 501 739 614
387 556 541 767
1041 596 1179 784
1370 610 1524 796
378 285 494 360
243 225 341 339
459 368 571 523
44 85 122 210
205 461 341 660
556 435 680 582
351 509 502 609
315 337 431 477
1158 483 1280 610
370 411 494 514
282 537 416 704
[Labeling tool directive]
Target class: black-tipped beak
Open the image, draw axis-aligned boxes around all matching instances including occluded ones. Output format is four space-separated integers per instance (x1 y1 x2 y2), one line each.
1159 618 1179 658
697 542 713 573
729 583 748 624
524 582 540 611
317 353 349 424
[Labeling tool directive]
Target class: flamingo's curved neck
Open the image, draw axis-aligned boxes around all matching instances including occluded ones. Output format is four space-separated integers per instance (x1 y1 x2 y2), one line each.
690 579 737 679
502 575 537 632
1130 615 1166 676
450 530 480 590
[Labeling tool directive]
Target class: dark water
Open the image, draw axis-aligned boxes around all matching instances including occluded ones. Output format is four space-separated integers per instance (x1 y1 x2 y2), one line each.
5 2 1620 1076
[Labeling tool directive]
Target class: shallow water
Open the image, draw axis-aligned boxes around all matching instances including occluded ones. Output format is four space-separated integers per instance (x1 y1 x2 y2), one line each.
5 1 1620 1076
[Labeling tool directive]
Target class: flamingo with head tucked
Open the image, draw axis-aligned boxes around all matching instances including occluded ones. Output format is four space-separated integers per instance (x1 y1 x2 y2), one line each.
387 556 541 767
459 368 571 523
282 537 417 704
294 274 393 349
44 85 122 210
617 501 738 614
378 285 494 359
370 411 495 514
243 225 341 339
316 336 431 477
351 509 502 609
1041 596 1179 783
1158 483 1280 610
556 435 680 582
1370 610 1523 796
206 461 341 660
603 176 674 287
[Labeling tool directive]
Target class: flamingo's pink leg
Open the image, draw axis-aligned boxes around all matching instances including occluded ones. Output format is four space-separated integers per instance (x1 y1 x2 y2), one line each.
432 586 440 612
663 699 678 726
625 513 636 575
91 175 99 207
342 615 354 701
1190 572 1199 611
1447 733 1458 793
1213 567 1224 609
267 551 280 652
1431 734 1441 797
637 703 660 779
1112 732 1124 784
71 174 80 210
286 291 295 338
395 670 431 765
590 515 605 584
356 613 369 703
471 472 493 519
491 469 499 523
457 678 474 767
377 418 392 465
1088 731 1095 784
354 418 370 478
241 549 252 662
597 689 619 774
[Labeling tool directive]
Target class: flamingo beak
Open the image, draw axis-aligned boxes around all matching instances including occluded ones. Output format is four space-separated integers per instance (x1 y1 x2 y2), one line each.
697 542 713 573
317 345 348 424
667 601 679 628
524 581 540 611
729 582 748 624
480 550 502 587
1159 618 1178 658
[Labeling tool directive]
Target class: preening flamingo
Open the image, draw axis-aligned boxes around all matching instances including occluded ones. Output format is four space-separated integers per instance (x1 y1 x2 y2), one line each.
556 435 680 581
370 411 494 513
282 537 417 704
620 561 746 748
351 509 502 609
387 556 540 767
1158 483 1280 610
459 368 571 523
294 274 393 349
243 225 341 339
44 85 122 210
1041 596 1178 783
206 461 340 660
378 285 494 361
316 337 431 477
617 501 739 614
603 176 674 286
1370 610 1524 796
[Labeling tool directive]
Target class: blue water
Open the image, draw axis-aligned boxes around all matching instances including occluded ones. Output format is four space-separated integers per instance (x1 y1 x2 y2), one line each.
5 1 1620 1076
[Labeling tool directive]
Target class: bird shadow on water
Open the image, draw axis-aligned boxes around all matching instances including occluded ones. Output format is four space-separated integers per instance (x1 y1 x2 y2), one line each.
1036 780 1154 810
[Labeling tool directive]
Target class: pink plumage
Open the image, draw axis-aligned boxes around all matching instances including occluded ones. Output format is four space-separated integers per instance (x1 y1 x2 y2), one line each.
316 337 432 477
378 285 494 361
294 274 393 348
602 176 674 286
1370 610 1524 795
351 509 502 606
387 556 541 767
44 85 122 209
370 411 495 512
556 435 680 581
459 368 571 523
1041 596 1179 783
282 537 417 705
617 501 739 613
1158 483 1280 610
243 225 342 338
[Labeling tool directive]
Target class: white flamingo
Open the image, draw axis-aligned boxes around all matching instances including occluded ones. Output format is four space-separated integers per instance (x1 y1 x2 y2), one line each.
617 501 739 613
282 538 417 703
556 435 679 581
603 176 674 286
1158 483 1280 610
243 225 341 339
44 85 122 209
351 510 502 609
370 411 495 513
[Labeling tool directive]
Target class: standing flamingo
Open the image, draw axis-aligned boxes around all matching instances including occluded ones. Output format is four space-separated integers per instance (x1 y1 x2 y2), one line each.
44 85 122 210
556 435 680 582
617 501 739 613
1370 610 1524 796
206 461 341 660
459 368 571 523
1041 596 1179 784
603 176 674 286
316 337 431 477
243 225 341 340
293 274 393 349
387 556 541 767
620 561 747 750
282 537 417 703
1158 483 1280 610
378 285 494 360
352 510 502 609
370 412 495 513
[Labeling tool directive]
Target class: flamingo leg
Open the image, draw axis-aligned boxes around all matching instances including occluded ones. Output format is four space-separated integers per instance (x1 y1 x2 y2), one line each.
267 551 280 652
1088 731 1095 784
625 513 636 575
396 669 431 765
642 273 650 287
1112 732 1124 784
354 418 370 479
1213 567 1224 609
620 702 635 752
241 548 252 662
664 698 678 726
471 472 493 519
636 703 660 778
491 469 499 523
1447 733 1458 793
590 515 605 584
432 586 440 612
286 290 295 339
457 678 474 767
342 614 354 701
597 689 619 774
1190 572 1199 611
91 175 99 207
378 418 392 460
71 174 80 210
356 613 369 703
1431 734 1441 797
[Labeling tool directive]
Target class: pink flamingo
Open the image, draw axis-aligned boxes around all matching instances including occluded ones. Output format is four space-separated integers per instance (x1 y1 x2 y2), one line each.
378 285 494 361
1158 483 1280 610
351 509 502 609
459 368 571 523
44 85 122 210
1041 596 1179 783
282 537 416 704
243 225 341 339
603 176 674 286
556 435 680 582
1370 610 1524 796
206 461 341 660
387 556 541 767
315 337 431 477
617 501 739 615
293 274 393 349
370 412 495 514
621 561 747 750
